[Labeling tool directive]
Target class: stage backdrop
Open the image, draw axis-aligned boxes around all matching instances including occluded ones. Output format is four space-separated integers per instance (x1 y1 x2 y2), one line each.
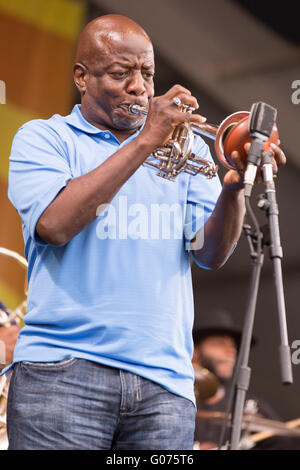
0 0 86 309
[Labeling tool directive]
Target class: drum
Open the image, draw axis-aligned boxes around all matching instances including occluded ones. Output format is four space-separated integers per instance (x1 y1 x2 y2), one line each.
0 375 9 450
0 247 28 450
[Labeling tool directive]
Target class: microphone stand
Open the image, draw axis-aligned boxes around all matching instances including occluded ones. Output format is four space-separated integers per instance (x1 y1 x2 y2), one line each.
219 146 293 451
260 151 292 385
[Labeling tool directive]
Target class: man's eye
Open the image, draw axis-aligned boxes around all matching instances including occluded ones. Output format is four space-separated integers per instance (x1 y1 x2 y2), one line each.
143 72 154 79
111 72 127 79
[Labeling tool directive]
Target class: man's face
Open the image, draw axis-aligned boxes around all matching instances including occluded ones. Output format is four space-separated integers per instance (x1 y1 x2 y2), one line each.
75 32 155 132
194 334 238 382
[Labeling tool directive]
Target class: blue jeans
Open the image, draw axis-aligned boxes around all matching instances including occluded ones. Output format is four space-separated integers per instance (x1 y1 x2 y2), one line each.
7 358 195 450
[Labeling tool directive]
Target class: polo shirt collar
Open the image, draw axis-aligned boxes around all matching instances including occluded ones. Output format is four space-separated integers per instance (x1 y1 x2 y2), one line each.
65 104 105 134
65 104 144 142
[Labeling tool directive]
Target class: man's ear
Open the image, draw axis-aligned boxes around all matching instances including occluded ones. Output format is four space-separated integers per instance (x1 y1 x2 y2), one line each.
73 63 88 95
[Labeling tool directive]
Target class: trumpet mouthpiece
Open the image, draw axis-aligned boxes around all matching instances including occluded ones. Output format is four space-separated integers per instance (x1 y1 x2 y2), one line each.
129 104 148 115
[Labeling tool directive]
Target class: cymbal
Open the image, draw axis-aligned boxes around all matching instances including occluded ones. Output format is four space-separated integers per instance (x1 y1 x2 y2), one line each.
194 366 220 404
196 410 300 438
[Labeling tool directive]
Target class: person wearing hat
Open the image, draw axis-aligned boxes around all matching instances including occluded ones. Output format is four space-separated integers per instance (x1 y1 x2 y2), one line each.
192 309 297 450
192 309 251 387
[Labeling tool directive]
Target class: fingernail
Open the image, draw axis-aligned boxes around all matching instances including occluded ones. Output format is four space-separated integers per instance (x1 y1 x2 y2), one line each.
270 142 277 149
200 116 207 123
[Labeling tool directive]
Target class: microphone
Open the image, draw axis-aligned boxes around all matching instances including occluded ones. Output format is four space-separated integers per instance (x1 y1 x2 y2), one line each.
244 102 277 197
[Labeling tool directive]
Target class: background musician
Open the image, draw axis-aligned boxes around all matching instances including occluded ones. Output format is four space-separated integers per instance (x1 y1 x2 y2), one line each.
193 309 300 450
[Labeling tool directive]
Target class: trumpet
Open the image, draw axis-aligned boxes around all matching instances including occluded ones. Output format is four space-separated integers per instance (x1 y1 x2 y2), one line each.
129 103 279 181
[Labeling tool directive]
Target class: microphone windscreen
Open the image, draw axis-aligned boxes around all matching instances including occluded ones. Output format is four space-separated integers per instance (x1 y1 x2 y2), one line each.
249 102 277 138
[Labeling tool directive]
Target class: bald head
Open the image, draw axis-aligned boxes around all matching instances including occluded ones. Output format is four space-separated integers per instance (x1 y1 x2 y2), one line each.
75 14 152 67
73 14 155 135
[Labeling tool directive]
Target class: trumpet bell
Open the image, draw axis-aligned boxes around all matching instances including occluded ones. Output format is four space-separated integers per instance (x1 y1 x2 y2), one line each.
214 112 279 170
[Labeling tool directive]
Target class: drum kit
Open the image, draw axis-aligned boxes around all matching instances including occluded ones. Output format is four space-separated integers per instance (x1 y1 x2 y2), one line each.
194 366 300 450
0 375 9 450
0 247 28 450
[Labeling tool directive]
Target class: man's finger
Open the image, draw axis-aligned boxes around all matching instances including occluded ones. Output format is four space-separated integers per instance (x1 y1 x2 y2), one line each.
230 150 246 175
270 143 286 166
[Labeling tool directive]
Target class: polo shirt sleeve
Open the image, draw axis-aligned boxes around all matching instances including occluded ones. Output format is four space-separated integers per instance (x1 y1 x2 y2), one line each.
8 120 73 245
183 137 222 266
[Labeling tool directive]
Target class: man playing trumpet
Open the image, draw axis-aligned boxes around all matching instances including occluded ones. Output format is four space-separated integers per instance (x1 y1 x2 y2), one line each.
5 14 285 450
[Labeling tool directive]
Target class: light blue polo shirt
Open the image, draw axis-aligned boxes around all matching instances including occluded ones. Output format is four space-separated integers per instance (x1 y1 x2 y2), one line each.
7 104 222 404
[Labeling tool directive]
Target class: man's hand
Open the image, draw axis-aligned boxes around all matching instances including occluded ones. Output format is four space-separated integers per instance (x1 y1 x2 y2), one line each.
0 325 19 366
139 84 207 149
191 142 286 270
223 142 287 188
